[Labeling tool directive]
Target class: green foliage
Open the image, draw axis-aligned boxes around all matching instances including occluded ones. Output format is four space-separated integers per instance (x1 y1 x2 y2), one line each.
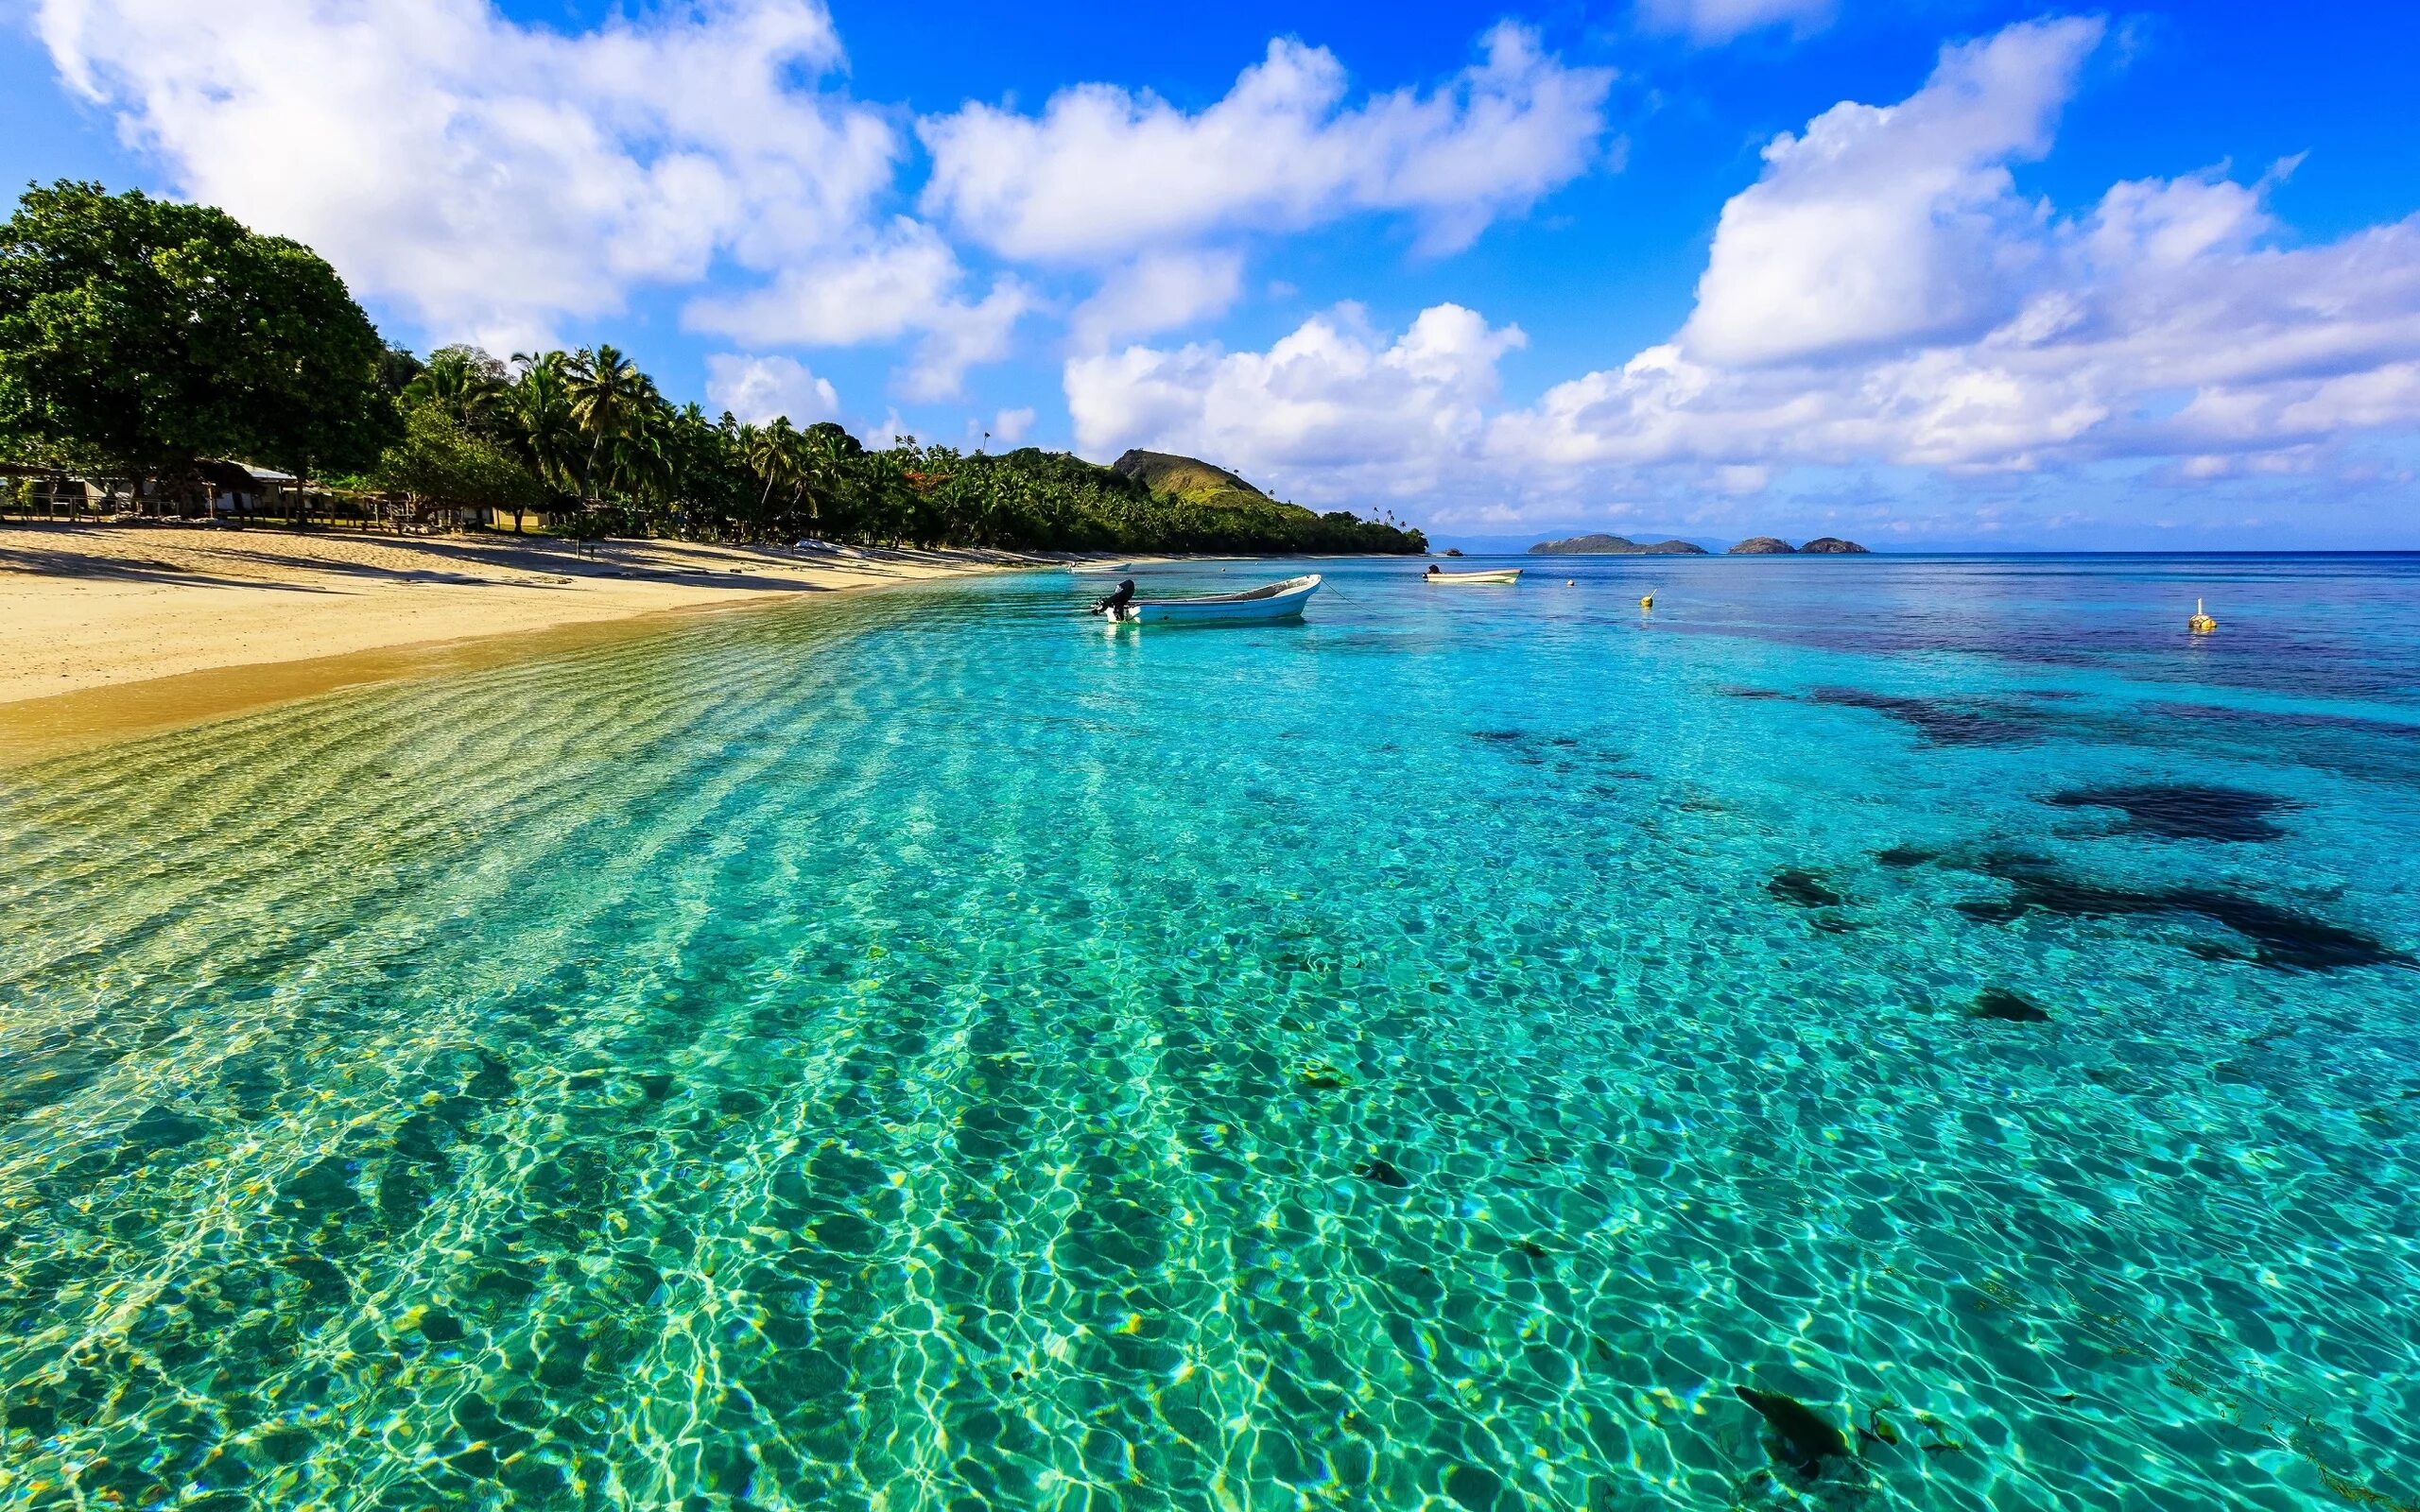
0 180 394 485
372 405 542 519
0 181 1426 555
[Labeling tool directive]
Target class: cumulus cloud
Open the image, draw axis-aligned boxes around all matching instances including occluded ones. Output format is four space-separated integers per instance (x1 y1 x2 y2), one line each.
35 0 896 350
897 282 1038 402
991 407 1037 446
1638 0 1835 46
703 353 838 426
1680 17 2100 366
1069 249 1246 349
683 220 1034 399
1071 18 2420 518
1066 303 1524 500
918 23 1614 263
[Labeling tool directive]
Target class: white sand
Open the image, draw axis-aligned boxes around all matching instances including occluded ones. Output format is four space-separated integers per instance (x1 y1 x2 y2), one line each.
0 524 1043 708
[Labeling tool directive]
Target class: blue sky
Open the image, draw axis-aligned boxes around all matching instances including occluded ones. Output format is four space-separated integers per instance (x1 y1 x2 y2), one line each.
7 0 2419 547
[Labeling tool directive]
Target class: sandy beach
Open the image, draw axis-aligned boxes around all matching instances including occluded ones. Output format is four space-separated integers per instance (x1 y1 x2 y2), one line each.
0 523 1045 757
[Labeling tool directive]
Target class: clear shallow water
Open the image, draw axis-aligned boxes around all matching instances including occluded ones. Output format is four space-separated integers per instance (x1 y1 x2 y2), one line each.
2 554 2417 1511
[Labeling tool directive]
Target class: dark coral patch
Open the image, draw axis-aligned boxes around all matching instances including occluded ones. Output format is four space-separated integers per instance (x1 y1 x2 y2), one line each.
1810 687 2040 746
1972 988 2050 1022
1353 1158 1411 1189
2045 783 2298 842
1735 1387 1851 1480
1874 845 1938 868
1955 852 2408 972
117 1104 214 1160
1768 869 1845 909
1954 899 2028 924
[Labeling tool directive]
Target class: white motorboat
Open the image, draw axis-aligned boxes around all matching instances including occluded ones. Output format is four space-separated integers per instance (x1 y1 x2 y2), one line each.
1108 574 1321 625
1425 567 1522 584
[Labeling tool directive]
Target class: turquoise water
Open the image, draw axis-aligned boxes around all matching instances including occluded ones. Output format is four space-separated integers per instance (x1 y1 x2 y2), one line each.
2 554 2418 1511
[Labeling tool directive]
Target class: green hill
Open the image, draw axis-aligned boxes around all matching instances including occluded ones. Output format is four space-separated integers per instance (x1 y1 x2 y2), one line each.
1110 450 1268 503
1107 449 1426 555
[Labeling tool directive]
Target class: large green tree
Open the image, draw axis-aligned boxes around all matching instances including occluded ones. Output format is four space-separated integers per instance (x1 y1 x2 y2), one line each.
372 404 542 529
0 181 394 499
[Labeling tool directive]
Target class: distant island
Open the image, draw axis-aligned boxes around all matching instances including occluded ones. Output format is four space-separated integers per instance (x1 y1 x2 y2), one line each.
1529 533 1708 556
1724 536 1871 554
1530 533 1869 556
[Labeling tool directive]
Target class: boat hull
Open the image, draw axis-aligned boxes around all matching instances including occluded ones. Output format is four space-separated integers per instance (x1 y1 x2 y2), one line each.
1426 569 1522 584
1111 574 1321 625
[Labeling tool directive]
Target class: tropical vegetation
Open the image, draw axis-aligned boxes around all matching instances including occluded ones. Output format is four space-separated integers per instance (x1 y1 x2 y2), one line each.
1 180 1425 554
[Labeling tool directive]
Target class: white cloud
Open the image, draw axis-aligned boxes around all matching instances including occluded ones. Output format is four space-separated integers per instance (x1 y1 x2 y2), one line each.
1066 302 1524 499
35 0 896 351
1070 249 1245 348
900 281 1037 402
684 219 955 347
1072 19 2420 522
703 353 838 426
918 23 1614 264
1638 0 1834 46
683 219 1034 399
991 407 1037 446
1680 17 2101 366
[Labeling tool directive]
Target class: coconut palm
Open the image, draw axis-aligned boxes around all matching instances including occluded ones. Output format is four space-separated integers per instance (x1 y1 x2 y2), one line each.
402 345 505 427
503 356 579 495
741 417 801 520
565 345 647 496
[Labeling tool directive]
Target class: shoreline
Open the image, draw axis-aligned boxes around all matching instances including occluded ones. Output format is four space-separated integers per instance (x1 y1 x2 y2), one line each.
1 523 1054 763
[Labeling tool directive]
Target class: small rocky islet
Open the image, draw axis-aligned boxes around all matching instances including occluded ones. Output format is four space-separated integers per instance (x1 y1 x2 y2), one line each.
1527 533 1869 554
1732 535 1868 554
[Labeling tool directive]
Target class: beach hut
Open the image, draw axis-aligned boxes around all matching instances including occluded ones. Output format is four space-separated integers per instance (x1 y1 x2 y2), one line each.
2 468 135 519
197 459 300 518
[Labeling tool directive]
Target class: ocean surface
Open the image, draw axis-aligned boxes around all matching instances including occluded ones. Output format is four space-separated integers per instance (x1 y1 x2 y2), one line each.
2 553 2416 1512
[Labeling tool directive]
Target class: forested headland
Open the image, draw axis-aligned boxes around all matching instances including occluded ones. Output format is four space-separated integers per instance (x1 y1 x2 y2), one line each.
0 182 1424 555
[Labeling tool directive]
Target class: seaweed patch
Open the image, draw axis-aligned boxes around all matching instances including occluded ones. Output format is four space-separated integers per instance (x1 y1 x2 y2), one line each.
2045 783 2299 843
1353 1158 1411 1189
1810 687 2041 746
1874 845 1938 868
1735 1386 1851 1480
1768 869 1845 909
1956 852 2410 972
1972 987 2050 1022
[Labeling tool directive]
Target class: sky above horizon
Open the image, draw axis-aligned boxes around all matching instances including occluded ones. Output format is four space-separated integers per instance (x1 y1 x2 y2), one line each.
5 0 2418 548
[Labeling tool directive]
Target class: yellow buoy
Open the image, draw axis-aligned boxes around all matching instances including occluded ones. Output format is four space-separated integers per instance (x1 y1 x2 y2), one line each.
1640 593 1654 610
2188 597 2218 635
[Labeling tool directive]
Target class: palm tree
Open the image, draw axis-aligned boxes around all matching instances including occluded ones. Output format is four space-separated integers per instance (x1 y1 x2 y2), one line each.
402 346 504 427
602 399 673 509
742 417 800 521
504 357 579 491
799 425 851 528
565 345 646 497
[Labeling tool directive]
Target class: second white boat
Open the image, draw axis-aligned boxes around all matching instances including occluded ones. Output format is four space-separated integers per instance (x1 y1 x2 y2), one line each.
1425 567 1522 585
